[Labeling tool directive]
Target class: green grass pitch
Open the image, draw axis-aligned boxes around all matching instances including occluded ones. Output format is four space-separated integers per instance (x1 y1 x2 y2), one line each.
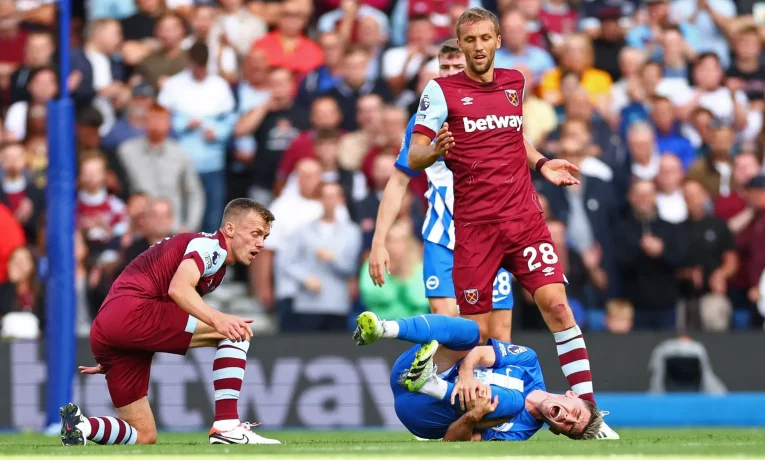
1 429 764 458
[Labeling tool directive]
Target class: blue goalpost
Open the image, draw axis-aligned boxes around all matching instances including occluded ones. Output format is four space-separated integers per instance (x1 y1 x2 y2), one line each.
45 0 77 429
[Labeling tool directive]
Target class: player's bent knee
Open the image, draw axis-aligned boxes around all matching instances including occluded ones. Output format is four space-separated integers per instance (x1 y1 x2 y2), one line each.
429 297 458 316
137 429 158 445
189 321 227 348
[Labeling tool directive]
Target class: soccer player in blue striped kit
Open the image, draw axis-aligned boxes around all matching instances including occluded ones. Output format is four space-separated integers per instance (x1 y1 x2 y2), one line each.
353 311 605 441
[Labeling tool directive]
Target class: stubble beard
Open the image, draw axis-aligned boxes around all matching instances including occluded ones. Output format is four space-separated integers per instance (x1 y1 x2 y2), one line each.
468 54 494 77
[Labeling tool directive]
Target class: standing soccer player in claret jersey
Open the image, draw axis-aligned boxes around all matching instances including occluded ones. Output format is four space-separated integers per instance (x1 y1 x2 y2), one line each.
60 198 281 446
407 7 619 440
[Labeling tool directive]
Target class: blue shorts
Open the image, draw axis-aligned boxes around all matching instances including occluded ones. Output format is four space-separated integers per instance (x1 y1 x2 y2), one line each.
423 240 514 310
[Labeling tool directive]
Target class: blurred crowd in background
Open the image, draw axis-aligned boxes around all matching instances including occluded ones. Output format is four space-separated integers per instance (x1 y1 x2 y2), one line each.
1 0 765 339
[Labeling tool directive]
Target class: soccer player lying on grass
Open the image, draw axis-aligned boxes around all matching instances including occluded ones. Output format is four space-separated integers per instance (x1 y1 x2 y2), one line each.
353 312 604 441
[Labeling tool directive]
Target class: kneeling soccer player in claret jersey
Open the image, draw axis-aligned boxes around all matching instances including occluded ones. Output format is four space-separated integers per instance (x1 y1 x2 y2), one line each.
353 312 607 441
60 198 281 446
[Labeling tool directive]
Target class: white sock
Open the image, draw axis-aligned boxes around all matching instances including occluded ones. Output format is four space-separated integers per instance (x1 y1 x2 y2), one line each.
382 320 399 338
418 376 449 400
212 419 240 431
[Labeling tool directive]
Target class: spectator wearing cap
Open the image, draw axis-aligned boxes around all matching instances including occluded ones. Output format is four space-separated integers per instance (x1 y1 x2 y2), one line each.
233 67 310 205
70 19 128 110
206 0 267 79
117 103 205 233
296 32 345 107
687 124 736 198
158 42 236 233
614 179 687 330
134 12 189 91
274 96 344 196
381 14 435 98
4 67 57 142
494 11 555 83
626 0 702 63
655 154 688 224
327 46 393 132
592 7 626 83
651 95 696 170
540 34 613 113
252 0 324 81
101 83 155 154
726 25 765 114
676 179 737 331
735 175 765 328
0 143 44 242
8 31 54 105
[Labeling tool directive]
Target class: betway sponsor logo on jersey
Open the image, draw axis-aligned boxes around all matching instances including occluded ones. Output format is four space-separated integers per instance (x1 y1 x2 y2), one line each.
463 115 523 133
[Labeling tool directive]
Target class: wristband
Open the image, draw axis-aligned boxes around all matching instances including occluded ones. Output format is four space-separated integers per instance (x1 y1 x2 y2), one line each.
535 157 549 172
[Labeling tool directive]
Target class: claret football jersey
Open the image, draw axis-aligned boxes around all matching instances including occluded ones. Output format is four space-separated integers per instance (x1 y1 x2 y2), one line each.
412 69 543 226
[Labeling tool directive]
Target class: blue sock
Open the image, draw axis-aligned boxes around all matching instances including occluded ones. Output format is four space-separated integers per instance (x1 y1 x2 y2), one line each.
394 315 480 350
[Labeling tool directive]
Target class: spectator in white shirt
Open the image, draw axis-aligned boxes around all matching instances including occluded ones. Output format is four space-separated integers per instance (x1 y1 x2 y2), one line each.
4 67 57 142
158 42 236 232
629 121 661 180
251 157 324 314
207 0 267 81
655 154 689 224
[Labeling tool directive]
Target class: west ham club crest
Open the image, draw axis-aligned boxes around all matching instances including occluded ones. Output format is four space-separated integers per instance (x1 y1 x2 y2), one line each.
505 89 519 106
464 289 479 305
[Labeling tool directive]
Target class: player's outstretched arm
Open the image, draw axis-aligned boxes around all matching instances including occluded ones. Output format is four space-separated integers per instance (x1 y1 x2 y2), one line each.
369 169 411 286
169 259 253 342
524 137 580 187
407 125 453 171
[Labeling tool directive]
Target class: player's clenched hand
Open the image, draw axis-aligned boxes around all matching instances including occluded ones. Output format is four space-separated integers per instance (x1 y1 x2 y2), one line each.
79 364 105 375
540 159 580 187
469 384 499 419
434 123 454 158
213 313 254 342
368 243 390 287
451 373 481 411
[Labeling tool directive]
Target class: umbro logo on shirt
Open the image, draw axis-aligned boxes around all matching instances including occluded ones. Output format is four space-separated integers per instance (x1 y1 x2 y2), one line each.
461 96 473 105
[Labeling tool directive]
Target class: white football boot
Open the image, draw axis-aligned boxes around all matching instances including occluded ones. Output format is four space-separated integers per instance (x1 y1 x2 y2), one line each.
209 422 281 445
594 412 620 440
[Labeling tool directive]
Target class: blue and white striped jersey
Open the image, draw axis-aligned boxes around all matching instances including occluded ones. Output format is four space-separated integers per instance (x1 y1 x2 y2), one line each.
395 114 456 250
